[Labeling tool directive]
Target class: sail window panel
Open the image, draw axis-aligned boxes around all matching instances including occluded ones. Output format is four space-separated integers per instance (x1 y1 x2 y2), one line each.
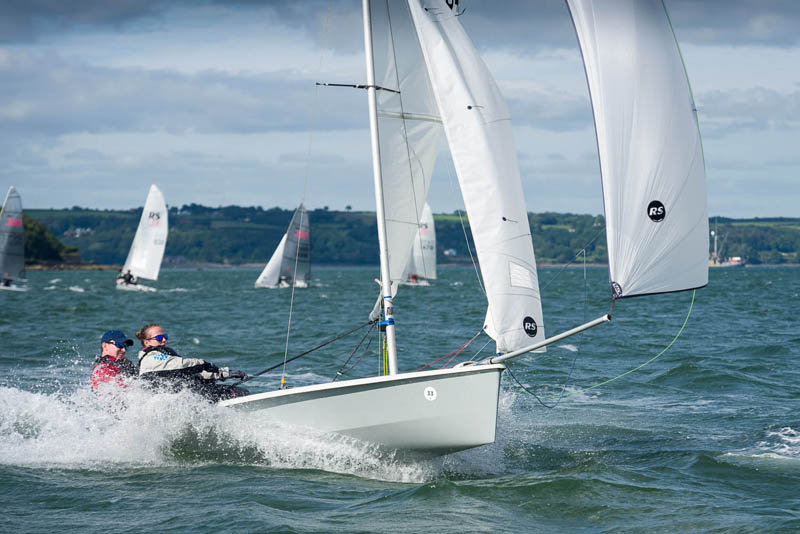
508 261 536 290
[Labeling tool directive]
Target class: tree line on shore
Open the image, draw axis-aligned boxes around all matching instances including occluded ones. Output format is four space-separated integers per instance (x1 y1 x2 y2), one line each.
21 204 800 266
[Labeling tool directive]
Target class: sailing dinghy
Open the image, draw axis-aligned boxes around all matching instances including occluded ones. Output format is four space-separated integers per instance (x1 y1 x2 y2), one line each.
222 0 707 458
116 184 168 292
0 186 28 292
254 204 311 288
400 202 436 286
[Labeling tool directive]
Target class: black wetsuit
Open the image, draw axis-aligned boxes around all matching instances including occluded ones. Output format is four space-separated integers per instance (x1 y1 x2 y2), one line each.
138 345 248 402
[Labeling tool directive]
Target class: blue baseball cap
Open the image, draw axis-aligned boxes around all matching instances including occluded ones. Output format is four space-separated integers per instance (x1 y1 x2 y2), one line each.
100 330 134 349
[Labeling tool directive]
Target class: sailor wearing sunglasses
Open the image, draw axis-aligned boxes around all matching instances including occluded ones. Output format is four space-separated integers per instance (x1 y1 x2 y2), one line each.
135 323 248 401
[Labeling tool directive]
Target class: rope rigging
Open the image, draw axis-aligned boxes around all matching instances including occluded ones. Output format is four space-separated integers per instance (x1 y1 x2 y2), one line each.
278 6 331 389
233 321 374 387
506 289 697 408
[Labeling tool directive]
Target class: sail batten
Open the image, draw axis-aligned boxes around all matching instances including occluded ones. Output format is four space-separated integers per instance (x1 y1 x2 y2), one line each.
407 0 545 354
121 184 168 281
567 0 708 298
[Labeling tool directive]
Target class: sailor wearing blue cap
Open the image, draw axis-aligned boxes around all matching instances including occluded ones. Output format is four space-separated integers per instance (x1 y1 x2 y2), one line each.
91 330 138 390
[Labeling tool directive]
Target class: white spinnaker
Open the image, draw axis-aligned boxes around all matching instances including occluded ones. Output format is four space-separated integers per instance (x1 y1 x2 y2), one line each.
370 0 442 289
406 202 436 280
408 0 544 354
567 0 708 297
255 234 287 288
122 184 168 281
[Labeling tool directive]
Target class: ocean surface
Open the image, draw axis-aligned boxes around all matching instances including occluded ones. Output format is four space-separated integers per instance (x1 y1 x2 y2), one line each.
1 266 798 533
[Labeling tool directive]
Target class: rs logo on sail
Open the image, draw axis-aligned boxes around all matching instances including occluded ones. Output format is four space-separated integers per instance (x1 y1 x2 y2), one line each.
523 316 538 337
647 200 666 222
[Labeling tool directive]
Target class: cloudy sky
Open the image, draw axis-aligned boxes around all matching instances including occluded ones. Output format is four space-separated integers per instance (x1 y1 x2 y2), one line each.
1 0 798 217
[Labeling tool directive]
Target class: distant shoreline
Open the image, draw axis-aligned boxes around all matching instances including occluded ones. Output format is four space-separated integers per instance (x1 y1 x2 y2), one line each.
23 262 800 271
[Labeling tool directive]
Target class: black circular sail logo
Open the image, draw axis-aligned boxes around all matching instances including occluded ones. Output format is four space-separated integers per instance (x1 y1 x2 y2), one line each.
647 200 665 222
523 316 538 337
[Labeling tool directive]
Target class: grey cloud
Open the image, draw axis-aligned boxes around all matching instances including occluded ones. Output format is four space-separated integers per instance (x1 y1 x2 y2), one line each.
505 91 593 132
668 0 800 48
7 1 800 50
0 0 166 43
279 152 345 165
63 148 112 161
697 87 800 138
0 50 365 137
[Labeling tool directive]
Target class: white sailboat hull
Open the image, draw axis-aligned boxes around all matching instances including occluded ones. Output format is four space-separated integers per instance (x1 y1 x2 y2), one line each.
220 364 505 457
115 279 157 292
398 278 430 287
0 284 28 292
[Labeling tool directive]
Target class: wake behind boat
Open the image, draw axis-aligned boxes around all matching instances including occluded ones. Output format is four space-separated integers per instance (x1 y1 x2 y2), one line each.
222 0 708 458
0 186 28 292
116 184 168 292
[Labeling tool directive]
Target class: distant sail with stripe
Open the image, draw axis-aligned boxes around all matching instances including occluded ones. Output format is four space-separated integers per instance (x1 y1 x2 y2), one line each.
255 204 310 288
0 186 26 283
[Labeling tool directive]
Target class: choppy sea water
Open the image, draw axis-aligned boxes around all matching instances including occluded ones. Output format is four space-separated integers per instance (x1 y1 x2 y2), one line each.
1 266 798 533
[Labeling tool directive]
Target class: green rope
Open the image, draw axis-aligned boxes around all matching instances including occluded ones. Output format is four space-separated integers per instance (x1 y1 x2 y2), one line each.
511 289 696 402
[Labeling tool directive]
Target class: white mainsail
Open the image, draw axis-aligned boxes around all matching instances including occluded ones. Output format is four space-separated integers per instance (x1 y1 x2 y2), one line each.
121 184 168 281
0 186 26 282
403 202 436 281
369 0 442 290
254 204 311 288
408 0 545 354
567 0 708 298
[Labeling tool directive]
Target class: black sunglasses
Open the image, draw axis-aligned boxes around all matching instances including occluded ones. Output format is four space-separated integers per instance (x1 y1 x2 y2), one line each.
147 334 168 342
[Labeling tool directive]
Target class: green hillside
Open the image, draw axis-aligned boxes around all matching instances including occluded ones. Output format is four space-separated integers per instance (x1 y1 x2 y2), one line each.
24 206 800 266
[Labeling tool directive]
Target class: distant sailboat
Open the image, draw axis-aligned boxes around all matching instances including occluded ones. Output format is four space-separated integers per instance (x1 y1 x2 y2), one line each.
0 186 28 292
254 204 311 288
116 184 168 292
400 202 436 286
709 219 745 267
222 0 707 458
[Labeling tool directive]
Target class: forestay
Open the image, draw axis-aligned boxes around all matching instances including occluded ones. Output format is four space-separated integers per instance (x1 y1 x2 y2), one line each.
369 0 442 292
407 0 545 354
0 186 26 281
122 184 168 281
567 0 708 298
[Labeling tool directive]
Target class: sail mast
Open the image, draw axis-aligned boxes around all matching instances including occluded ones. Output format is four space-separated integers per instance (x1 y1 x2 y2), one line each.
363 0 398 375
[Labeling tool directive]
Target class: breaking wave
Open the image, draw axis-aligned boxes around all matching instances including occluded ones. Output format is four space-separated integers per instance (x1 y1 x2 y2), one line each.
0 384 437 483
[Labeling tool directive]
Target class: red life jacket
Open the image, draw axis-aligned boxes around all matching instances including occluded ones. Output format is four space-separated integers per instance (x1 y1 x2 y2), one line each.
91 355 138 389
